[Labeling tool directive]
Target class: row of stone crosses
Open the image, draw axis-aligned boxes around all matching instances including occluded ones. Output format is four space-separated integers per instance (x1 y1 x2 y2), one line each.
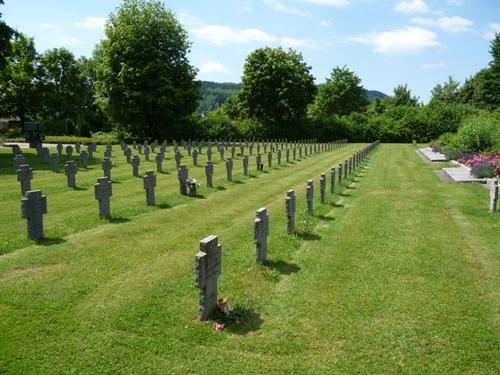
195 141 381 321
13 138 348 241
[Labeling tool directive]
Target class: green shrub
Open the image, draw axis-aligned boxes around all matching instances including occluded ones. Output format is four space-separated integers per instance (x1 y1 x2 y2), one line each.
452 112 500 153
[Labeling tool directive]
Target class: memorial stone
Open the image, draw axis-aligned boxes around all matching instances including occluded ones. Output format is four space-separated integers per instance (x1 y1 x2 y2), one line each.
330 167 336 194
94 177 112 219
21 190 47 240
254 207 269 263
132 155 140 176
13 154 26 169
226 158 233 182
306 180 314 215
267 152 272 168
17 164 33 195
50 153 59 172
192 149 199 166
102 157 112 179
64 160 77 188
243 156 249 176
156 153 163 172
56 143 63 156
66 145 73 160
286 190 296 234
490 179 499 213
195 235 222 320
178 165 188 195
320 173 326 204
143 171 156 206
80 151 89 169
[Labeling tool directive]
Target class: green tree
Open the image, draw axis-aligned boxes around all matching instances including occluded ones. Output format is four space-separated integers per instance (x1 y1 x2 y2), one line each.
0 0 14 70
94 0 199 139
475 33 500 110
390 84 419 106
308 66 368 119
430 76 460 105
0 32 40 128
38 48 85 134
238 47 316 127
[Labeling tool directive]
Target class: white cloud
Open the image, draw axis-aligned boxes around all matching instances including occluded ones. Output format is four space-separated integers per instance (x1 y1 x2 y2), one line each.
241 2 253 13
280 37 316 48
483 23 500 40
198 60 232 75
349 26 440 54
320 21 332 27
192 25 277 45
394 0 429 14
421 61 447 69
40 23 56 29
58 36 80 46
446 0 464 6
263 0 309 16
300 0 349 6
411 16 473 33
74 16 106 29
177 11 203 28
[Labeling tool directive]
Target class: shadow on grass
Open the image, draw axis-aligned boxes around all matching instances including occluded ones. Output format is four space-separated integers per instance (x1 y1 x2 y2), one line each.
264 259 300 275
340 192 351 197
318 214 335 222
345 185 356 190
296 231 321 241
72 186 88 191
214 186 226 191
223 307 263 335
35 237 66 246
331 202 344 208
157 203 173 209
188 193 206 199
109 217 130 224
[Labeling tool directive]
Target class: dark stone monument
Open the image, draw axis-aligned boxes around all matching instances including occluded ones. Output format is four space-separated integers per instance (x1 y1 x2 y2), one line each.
80 151 89 169
64 160 77 188
254 207 269 263
50 153 60 172
156 153 163 173
178 165 188 195
102 157 112 180
286 189 296 234
132 155 140 177
320 173 326 204
306 179 314 215
94 177 112 219
143 171 156 206
243 155 249 176
225 158 233 182
17 164 33 195
330 167 336 194
205 161 214 188
21 190 47 240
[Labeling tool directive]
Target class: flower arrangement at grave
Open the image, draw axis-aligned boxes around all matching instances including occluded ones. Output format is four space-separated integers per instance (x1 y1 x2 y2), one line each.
186 178 199 195
457 154 500 178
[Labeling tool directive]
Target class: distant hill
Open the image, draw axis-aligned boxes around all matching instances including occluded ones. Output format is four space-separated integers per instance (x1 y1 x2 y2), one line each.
197 81 387 114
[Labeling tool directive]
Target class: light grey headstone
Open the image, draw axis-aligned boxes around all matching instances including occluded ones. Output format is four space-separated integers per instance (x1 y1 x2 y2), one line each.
175 151 183 170
286 190 296 234
178 165 188 195
21 190 47 240
306 179 314 215
80 151 89 169
143 171 156 206
132 155 140 176
17 164 33 195
320 173 326 204
102 157 112 179
330 167 336 194
195 235 222 321
254 207 269 263
490 179 498 213
64 160 77 188
225 158 233 182
94 177 112 219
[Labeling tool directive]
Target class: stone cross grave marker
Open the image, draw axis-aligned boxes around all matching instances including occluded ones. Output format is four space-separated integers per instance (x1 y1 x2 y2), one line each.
254 207 269 263
307 179 314 215
41 147 50 163
267 152 272 168
330 167 336 194
144 146 150 161
124 148 132 163
192 149 199 166
64 160 77 188
231 146 236 159
320 173 326 204
256 153 262 171
205 161 214 187
75 142 81 154
80 151 89 169
66 145 73 160
226 158 233 182
344 160 348 179
286 148 290 163
338 163 343 183
17 164 33 195
57 143 63 156
490 179 499 213
12 144 22 156
13 154 26 169
102 157 112 180
277 149 282 165
178 165 188 195
156 153 163 172
293 147 296 160
132 155 140 176
87 144 94 160
138 144 143 154
243 155 249 176
299 146 302 159
50 153 60 172
286 189 296 234
94 177 112 219
104 149 112 159
219 146 225 161
143 171 156 206
195 235 222 321
21 190 47 240
133 140 137 149
207 146 212 162
175 151 183 170
263 143 267 154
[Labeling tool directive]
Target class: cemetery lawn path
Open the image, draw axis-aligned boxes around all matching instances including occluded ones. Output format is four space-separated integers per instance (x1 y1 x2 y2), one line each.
0 144 499 374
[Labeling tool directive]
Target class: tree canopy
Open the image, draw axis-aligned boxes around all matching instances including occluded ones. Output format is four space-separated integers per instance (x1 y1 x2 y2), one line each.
94 0 199 139
0 0 14 70
308 66 368 119
238 47 316 126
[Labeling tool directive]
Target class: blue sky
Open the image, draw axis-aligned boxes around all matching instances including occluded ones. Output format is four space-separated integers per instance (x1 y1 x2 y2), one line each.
3 0 500 102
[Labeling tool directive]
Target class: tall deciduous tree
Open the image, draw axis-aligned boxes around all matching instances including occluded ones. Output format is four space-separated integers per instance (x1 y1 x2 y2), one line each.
476 33 500 110
0 32 40 128
0 0 14 70
94 0 199 139
390 84 419 106
308 66 368 119
238 47 316 125
39 48 85 134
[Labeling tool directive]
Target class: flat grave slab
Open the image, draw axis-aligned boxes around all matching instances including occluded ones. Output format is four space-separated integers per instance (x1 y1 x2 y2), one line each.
418 147 448 162
442 164 488 183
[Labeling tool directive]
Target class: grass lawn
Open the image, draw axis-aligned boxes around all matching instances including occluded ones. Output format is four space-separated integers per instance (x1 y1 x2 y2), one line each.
0 143 498 374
